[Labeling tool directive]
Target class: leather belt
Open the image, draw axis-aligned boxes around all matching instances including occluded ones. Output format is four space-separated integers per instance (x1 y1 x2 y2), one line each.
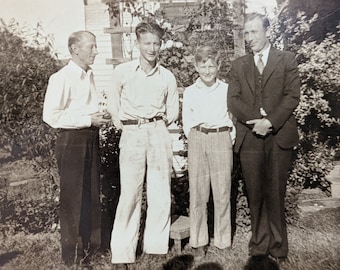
194 126 231 134
121 116 163 125
60 126 99 132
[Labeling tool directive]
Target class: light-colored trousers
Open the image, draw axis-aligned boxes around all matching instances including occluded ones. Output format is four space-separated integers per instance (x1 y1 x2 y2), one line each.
110 121 173 264
188 128 233 249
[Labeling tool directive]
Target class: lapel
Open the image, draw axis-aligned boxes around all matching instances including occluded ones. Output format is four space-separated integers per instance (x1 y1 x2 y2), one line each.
242 54 256 94
262 48 281 86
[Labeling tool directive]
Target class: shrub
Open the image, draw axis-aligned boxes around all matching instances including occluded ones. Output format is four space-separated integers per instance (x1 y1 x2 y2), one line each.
271 12 340 194
0 20 60 234
0 19 61 161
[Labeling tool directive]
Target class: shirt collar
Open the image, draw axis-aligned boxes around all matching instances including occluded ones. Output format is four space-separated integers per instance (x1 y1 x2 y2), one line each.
68 60 93 79
134 59 160 75
196 78 220 92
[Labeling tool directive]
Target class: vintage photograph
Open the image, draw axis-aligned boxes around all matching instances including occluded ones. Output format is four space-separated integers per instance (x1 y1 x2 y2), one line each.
0 0 339 269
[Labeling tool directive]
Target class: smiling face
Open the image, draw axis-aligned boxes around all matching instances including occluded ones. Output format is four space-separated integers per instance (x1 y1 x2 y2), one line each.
136 32 161 66
244 17 270 54
71 32 98 70
195 58 220 87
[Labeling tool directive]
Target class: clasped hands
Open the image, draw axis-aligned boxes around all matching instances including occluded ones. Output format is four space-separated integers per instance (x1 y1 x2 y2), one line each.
246 118 273 137
91 112 112 127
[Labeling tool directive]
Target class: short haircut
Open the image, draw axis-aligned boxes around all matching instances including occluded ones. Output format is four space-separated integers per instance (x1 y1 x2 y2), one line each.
68 31 96 54
194 45 221 66
244 13 270 29
135 22 164 40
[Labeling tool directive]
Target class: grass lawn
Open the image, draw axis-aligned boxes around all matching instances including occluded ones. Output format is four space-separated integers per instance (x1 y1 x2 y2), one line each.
0 205 339 270
0 160 339 269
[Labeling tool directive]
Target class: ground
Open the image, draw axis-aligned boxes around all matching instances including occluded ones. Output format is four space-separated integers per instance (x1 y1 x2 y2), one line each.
0 160 339 270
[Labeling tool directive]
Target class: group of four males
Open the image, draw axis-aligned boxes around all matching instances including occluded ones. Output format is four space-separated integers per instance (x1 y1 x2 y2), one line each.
43 12 300 269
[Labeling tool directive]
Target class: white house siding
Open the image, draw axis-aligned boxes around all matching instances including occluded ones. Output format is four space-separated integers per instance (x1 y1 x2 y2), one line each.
84 0 113 93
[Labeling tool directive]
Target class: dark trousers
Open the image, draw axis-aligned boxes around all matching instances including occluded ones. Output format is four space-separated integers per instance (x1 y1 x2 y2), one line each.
56 128 101 264
239 132 292 258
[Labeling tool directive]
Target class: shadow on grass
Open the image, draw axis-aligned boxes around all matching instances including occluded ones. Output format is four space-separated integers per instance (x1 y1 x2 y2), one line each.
163 254 194 270
0 251 23 267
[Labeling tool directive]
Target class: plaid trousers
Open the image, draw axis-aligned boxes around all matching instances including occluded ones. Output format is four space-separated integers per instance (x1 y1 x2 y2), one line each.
188 128 233 249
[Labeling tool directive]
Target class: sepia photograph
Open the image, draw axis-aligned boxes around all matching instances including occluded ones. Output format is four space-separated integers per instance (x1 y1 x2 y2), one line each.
0 0 339 269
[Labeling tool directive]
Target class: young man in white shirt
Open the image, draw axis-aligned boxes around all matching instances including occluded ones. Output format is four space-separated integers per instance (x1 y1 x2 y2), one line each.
107 22 179 269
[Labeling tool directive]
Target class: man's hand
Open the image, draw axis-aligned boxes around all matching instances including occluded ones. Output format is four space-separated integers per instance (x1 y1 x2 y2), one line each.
91 112 112 127
246 118 273 137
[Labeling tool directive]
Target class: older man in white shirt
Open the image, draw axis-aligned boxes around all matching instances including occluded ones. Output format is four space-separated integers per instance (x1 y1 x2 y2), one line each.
43 30 110 266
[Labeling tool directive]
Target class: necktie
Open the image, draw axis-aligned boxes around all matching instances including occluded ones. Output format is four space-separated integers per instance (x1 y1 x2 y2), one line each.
257 53 264 74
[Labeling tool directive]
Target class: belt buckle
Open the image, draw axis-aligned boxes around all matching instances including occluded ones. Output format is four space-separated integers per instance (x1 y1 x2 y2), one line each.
138 118 149 127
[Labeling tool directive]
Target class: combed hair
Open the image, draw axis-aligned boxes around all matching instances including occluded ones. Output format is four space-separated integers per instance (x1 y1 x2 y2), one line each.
194 45 221 66
68 31 95 54
244 13 270 29
135 22 164 40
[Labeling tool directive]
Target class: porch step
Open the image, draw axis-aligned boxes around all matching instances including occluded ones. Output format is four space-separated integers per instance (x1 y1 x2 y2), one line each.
170 215 190 254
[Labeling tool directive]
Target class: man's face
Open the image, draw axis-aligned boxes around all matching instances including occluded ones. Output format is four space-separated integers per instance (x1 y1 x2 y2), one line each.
136 32 161 64
74 33 98 67
195 58 219 87
244 17 269 54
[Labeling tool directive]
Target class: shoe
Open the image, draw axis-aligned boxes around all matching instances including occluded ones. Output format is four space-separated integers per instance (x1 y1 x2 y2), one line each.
218 246 232 257
245 255 280 270
192 246 206 260
112 263 129 270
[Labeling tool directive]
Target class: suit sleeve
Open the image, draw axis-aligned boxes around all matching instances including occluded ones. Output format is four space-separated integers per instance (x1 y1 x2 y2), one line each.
227 60 262 123
266 52 300 131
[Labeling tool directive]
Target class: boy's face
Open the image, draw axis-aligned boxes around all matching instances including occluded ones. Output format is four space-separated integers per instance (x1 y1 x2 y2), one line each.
195 58 219 87
136 32 161 64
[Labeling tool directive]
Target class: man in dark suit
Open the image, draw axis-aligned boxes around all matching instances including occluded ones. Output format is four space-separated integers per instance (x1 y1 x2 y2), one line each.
227 13 300 266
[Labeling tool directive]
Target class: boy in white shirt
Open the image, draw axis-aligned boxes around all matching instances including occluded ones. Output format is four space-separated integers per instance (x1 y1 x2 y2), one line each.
182 45 235 257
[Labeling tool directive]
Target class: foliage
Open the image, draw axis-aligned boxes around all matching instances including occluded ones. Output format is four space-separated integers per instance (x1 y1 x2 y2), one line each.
277 0 340 43
157 0 234 84
271 12 340 193
0 19 61 162
159 47 198 88
0 20 60 234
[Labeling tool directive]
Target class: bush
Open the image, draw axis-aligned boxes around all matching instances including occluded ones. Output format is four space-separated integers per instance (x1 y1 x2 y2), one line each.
0 19 61 161
0 20 61 234
271 12 340 194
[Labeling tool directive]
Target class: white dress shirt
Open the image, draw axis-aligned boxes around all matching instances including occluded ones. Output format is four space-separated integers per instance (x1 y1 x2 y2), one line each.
43 60 99 129
182 78 235 141
106 59 179 129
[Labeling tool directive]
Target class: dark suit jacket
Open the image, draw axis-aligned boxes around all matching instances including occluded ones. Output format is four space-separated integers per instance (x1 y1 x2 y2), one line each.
227 47 300 153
